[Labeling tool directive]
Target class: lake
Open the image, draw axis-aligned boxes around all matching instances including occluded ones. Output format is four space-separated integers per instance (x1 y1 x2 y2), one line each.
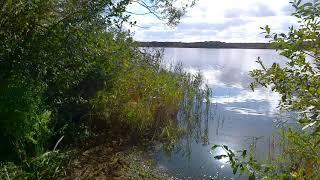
149 48 295 179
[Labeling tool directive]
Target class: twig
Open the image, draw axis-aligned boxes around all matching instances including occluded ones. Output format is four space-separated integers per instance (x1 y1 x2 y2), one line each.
125 11 151 16
53 136 64 151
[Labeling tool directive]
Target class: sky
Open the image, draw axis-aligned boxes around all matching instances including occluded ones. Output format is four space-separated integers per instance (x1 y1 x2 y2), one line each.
127 0 300 42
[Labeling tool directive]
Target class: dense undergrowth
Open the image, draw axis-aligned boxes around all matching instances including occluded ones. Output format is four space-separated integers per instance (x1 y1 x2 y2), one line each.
0 0 205 179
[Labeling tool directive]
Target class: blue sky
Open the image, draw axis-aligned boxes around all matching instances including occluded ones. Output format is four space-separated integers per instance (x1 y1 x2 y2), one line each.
127 0 299 42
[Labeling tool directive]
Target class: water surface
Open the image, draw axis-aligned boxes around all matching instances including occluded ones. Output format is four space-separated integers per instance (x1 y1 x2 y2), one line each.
150 48 294 179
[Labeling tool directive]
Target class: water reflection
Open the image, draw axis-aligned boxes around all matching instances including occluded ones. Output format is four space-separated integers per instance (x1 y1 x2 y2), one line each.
152 48 290 179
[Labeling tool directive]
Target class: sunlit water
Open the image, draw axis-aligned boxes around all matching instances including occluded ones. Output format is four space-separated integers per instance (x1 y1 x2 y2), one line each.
147 48 296 179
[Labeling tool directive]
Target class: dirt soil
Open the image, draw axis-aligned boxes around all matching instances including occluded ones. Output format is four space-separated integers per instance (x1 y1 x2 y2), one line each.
61 142 178 180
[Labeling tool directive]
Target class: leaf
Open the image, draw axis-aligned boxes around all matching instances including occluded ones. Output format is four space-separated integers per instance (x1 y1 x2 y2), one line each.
250 83 255 91
214 155 228 160
232 164 239 174
314 139 320 147
212 144 219 149
223 145 229 151
241 150 247 158
303 2 313 7
297 0 302 6
309 86 316 93
265 25 270 34
249 173 256 180
239 164 245 175
279 173 290 179
302 121 317 130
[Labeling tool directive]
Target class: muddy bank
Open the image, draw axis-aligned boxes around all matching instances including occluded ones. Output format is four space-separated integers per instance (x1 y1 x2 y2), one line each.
61 143 178 180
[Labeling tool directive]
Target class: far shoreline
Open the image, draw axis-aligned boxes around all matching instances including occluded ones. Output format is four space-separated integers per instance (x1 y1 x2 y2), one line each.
137 41 273 49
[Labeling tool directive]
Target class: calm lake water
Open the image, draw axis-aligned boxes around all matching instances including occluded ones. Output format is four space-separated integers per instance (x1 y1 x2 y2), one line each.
149 48 295 179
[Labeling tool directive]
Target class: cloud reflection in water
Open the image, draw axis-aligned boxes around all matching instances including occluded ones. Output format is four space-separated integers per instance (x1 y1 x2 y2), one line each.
152 48 289 179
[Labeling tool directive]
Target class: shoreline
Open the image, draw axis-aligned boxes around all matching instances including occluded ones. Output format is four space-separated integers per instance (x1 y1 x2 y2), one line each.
137 41 273 49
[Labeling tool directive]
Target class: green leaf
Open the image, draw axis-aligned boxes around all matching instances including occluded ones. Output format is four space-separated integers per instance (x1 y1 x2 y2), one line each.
279 173 290 180
232 164 239 174
265 25 270 34
304 2 313 7
212 144 219 150
222 145 229 151
214 155 228 160
297 0 302 6
241 150 247 158
249 173 256 180
309 86 316 93
239 164 245 175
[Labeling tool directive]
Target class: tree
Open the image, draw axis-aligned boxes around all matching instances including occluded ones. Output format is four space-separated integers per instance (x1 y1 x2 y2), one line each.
126 0 197 26
250 0 320 133
0 0 198 161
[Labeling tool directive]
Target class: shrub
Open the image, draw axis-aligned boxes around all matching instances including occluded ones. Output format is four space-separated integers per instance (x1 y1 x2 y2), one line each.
91 49 208 142
92 58 183 138
0 151 72 180
0 80 51 161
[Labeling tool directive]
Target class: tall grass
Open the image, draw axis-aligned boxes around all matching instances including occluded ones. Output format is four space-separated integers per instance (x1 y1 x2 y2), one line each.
0 151 72 180
91 48 211 145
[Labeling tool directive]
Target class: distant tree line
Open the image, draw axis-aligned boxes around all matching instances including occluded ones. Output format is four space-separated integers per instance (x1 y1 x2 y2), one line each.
138 41 272 49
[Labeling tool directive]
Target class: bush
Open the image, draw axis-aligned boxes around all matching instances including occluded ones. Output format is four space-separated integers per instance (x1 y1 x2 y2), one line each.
93 55 181 138
91 49 208 142
0 151 72 180
0 1 204 179
275 128 320 179
0 0 135 159
0 80 51 161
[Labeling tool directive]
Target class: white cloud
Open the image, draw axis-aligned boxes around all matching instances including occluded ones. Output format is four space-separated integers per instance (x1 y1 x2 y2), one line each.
128 0 300 42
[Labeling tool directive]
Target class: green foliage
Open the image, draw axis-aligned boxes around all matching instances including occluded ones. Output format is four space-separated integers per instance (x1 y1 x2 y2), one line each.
0 151 72 180
0 1 203 179
92 49 208 142
274 128 320 179
0 80 51 161
213 128 320 179
249 1 320 176
216 0 320 179
212 145 264 179
251 0 320 131
0 0 204 179
0 0 135 160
